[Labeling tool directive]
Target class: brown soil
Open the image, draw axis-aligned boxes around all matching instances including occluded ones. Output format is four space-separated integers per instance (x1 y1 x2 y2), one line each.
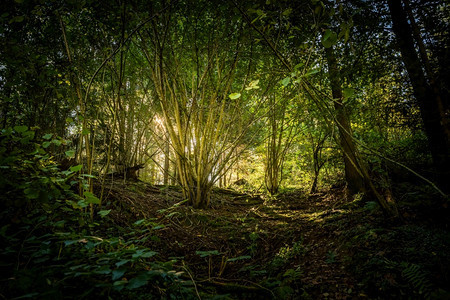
99 180 381 299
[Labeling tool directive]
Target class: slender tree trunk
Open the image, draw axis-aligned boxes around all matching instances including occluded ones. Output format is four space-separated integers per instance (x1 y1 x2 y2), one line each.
163 131 170 185
388 0 450 190
324 46 364 194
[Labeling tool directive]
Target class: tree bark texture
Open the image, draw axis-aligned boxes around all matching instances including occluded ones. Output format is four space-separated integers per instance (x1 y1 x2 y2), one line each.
324 46 365 194
388 0 450 190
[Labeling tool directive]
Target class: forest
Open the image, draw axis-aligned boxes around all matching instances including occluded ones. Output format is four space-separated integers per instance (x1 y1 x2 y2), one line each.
0 0 449 298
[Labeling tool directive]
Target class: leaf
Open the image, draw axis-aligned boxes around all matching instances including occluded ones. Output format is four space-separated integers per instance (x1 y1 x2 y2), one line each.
227 255 251 262
281 77 290 87
98 209 111 217
343 87 355 99
42 133 52 140
323 29 332 41
304 69 319 76
24 188 39 199
9 16 24 23
115 260 130 267
132 249 157 259
94 266 111 275
65 150 75 158
52 139 62 146
229 93 241 100
322 30 338 48
245 79 260 90
112 268 127 281
84 191 100 204
42 141 51 148
127 274 149 289
14 125 28 133
69 165 82 172
134 219 146 226
196 250 220 257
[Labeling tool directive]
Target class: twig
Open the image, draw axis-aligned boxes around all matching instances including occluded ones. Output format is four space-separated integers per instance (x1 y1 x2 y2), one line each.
183 261 201 300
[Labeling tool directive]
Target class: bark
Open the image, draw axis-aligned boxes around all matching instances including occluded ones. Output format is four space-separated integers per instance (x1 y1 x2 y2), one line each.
163 132 170 185
324 45 398 217
388 0 450 189
324 46 364 194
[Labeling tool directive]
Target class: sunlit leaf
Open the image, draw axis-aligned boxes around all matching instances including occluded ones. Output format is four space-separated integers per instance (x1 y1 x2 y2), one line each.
84 191 100 204
43 133 52 140
69 165 82 172
245 79 260 90
98 209 111 217
281 77 290 87
65 150 75 158
229 93 241 99
305 69 319 76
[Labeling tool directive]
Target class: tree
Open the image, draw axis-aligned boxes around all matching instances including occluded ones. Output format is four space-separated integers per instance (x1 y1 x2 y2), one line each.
387 0 450 191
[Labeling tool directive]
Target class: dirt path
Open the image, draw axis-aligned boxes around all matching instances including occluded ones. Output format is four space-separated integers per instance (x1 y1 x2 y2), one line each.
104 181 365 299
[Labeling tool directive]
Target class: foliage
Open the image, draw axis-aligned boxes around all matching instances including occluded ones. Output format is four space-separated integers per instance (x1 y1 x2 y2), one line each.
0 128 192 298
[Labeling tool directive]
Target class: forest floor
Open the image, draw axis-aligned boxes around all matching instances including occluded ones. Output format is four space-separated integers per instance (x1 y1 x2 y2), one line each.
100 179 450 299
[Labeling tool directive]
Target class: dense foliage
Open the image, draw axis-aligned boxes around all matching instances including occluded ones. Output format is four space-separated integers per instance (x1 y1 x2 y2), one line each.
0 0 449 298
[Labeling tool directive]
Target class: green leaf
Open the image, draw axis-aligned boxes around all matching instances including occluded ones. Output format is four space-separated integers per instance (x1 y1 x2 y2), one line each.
229 93 241 100
227 255 251 262
305 69 319 76
81 128 90 135
42 141 52 148
134 219 146 226
52 139 62 146
196 250 220 257
42 133 52 140
9 16 24 23
65 150 75 158
132 249 157 259
343 87 355 99
281 77 290 87
69 165 82 172
84 191 100 204
14 125 28 133
127 274 149 289
322 30 337 48
94 266 111 275
115 260 130 267
245 79 260 90
98 209 111 217
112 268 126 281
24 188 39 199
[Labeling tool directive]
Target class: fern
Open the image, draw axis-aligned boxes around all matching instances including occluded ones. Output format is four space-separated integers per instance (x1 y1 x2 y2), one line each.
401 263 434 298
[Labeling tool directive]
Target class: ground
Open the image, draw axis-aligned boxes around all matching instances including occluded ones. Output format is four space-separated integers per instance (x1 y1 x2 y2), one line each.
98 179 450 299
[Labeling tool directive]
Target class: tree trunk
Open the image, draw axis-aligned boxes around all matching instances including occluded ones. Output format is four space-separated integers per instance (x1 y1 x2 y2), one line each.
388 0 450 190
163 132 170 185
324 45 398 217
324 46 365 194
